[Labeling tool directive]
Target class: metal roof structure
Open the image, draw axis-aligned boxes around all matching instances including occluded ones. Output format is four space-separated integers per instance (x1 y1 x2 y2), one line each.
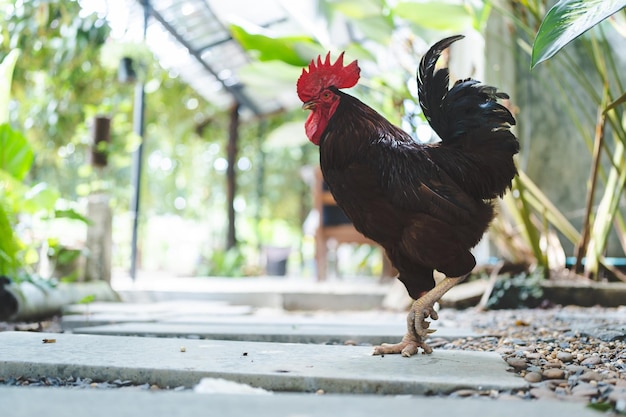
115 0 326 118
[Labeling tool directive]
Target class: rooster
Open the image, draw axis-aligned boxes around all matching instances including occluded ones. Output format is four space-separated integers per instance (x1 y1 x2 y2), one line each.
297 35 519 357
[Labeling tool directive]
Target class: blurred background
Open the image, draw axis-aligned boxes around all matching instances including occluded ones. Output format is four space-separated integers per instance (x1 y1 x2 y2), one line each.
1 0 625 291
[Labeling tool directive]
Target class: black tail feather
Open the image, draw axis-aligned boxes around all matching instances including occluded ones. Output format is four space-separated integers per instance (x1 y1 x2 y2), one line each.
417 35 464 141
418 36 519 200
417 35 515 143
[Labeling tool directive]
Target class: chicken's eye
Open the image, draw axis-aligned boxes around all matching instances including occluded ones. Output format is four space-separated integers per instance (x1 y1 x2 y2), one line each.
322 91 332 100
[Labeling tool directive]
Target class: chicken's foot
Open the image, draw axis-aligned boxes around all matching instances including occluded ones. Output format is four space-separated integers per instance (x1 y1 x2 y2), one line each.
373 274 468 357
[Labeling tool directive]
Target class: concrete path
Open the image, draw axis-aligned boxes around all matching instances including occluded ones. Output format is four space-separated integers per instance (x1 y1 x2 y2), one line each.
62 299 477 344
3 279 613 416
62 300 253 316
113 276 388 310
71 321 476 345
1 386 602 417
0 331 525 395
61 300 253 330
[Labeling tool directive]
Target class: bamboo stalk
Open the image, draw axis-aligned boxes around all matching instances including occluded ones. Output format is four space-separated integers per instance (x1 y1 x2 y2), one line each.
585 139 626 278
517 171 580 244
574 97 607 273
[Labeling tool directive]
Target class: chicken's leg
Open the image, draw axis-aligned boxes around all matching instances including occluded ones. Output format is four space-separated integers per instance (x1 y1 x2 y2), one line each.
373 274 468 357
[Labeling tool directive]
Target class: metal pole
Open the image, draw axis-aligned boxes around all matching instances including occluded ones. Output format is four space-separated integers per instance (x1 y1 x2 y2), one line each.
129 1 148 280
225 101 240 250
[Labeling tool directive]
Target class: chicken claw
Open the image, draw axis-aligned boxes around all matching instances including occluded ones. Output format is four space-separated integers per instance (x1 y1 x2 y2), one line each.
372 332 433 357
373 275 468 358
408 300 439 339
373 299 437 357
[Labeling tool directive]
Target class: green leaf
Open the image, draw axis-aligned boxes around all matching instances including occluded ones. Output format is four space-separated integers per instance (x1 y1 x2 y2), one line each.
531 0 626 68
330 0 385 19
0 50 20 125
238 61 303 99
78 294 96 304
229 24 319 66
586 402 614 412
21 182 60 214
351 15 395 44
0 123 34 181
54 208 92 224
0 200 20 276
393 1 473 31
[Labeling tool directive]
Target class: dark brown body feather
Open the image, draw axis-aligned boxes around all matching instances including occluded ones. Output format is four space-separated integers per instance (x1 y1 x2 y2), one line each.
319 36 519 299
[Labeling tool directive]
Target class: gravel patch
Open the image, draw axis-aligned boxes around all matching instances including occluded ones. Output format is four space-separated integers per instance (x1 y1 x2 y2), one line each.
432 306 626 413
0 317 63 333
0 375 188 391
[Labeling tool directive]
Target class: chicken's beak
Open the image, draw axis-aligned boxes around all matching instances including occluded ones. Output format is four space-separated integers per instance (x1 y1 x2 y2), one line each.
302 101 316 111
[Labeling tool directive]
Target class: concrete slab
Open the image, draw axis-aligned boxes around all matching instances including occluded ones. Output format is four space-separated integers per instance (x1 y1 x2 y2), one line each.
73 323 476 345
0 387 601 417
62 300 252 316
157 309 471 333
113 276 388 310
0 331 525 395
159 312 405 325
71 321 476 344
61 301 253 331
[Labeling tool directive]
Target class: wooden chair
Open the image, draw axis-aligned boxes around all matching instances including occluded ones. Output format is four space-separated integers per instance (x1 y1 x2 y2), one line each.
313 167 394 281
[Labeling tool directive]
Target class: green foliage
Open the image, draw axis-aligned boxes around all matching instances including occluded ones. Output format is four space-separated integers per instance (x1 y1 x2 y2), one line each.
4 0 113 199
78 294 96 304
514 0 626 278
586 401 617 413
531 0 626 68
99 41 154 72
393 1 473 31
0 50 24 278
0 122 33 181
46 237 83 282
196 247 246 278
54 208 92 225
0 49 19 124
486 271 545 310
324 0 395 44
0 200 20 277
229 24 320 66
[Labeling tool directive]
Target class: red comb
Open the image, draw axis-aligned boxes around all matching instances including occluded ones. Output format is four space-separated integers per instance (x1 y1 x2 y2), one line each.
297 52 360 102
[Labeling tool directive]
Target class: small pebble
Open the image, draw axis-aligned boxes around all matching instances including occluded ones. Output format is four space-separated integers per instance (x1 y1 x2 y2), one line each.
542 368 565 380
609 387 626 402
544 360 562 368
571 383 598 397
544 379 568 389
506 357 528 370
581 356 602 366
530 388 557 399
579 370 602 382
524 371 542 383
454 389 479 397
565 364 586 373
524 352 541 360
556 352 573 362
